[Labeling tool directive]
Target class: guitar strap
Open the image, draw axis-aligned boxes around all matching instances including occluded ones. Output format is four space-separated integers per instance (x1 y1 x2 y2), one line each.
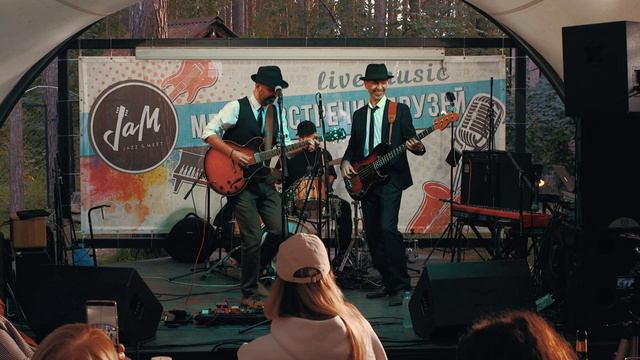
387 101 397 144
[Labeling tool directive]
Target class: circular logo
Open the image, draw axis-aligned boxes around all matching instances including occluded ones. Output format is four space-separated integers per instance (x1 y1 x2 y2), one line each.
89 81 178 173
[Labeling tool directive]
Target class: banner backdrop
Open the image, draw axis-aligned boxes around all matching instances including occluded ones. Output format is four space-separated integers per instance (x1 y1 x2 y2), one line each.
79 53 506 236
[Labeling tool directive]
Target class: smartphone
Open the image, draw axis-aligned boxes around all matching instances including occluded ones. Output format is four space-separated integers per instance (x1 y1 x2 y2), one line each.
86 300 119 346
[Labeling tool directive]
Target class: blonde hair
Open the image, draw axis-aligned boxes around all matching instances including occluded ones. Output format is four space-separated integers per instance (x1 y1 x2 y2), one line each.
32 323 119 360
265 268 369 360
457 310 577 360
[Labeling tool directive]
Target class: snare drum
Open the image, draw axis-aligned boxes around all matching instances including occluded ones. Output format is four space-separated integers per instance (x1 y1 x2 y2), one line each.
293 176 328 211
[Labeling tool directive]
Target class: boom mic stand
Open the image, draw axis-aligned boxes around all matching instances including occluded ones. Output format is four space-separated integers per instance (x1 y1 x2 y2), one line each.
277 93 289 241
427 92 460 261
317 92 333 245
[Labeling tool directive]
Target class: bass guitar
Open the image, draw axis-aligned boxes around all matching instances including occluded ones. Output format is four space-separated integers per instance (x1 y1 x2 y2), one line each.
345 112 459 200
205 128 346 196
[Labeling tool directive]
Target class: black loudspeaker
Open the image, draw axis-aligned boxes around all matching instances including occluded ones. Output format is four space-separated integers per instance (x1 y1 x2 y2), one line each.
577 116 640 232
166 213 217 263
20 265 162 345
409 260 534 339
460 151 533 211
563 21 640 115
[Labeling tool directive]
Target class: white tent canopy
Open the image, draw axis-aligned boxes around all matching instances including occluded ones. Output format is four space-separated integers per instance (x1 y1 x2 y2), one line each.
0 0 138 121
2 0 640 122
466 0 640 80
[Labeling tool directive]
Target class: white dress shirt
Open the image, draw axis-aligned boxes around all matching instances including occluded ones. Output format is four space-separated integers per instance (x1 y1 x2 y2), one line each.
364 95 387 156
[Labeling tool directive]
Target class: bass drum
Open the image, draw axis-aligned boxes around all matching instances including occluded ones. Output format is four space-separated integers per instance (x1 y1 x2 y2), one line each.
166 213 217 263
214 204 312 262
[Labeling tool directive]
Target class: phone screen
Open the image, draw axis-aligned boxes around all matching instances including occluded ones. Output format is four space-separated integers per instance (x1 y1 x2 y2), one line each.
86 300 119 346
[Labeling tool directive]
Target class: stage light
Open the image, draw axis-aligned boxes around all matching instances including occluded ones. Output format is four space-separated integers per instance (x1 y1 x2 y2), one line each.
538 179 545 188
135 47 445 61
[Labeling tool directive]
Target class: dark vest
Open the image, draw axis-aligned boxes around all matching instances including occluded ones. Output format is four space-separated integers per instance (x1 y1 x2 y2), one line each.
222 97 278 148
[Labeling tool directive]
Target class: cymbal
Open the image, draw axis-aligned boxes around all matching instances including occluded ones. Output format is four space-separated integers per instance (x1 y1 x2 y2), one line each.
328 157 342 165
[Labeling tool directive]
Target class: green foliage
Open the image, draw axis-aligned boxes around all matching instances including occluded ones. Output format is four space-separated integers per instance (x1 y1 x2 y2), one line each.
505 75 575 173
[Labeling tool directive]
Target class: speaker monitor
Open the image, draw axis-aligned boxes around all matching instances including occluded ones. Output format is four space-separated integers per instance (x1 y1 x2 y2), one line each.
409 260 534 339
460 150 533 211
20 265 162 345
563 21 640 115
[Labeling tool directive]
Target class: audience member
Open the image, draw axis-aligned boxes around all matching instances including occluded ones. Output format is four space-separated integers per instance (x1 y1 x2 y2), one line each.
31 323 126 360
457 310 577 360
238 233 387 360
0 299 35 360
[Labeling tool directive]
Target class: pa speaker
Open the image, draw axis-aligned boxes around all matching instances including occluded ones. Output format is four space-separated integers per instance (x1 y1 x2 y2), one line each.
409 260 534 339
20 265 162 345
563 21 640 115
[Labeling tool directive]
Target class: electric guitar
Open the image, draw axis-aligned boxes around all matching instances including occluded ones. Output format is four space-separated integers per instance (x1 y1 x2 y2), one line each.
345 112 459 200
205 128 347 196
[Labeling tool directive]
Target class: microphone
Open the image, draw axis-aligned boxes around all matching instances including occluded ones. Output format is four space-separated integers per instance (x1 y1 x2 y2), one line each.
274 85 283 97
445 91 456 103
455 93 506 150
317 92 324 119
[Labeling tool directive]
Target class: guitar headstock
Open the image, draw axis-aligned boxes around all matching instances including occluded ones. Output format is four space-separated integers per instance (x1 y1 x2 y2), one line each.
434 112 460 131
319 128 347 143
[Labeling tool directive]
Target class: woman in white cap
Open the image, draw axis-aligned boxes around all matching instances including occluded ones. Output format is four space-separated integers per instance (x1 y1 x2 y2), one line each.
237 233 387 360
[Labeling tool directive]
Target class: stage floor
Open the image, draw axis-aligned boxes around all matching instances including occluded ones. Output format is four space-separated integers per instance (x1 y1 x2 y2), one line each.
109 247 466 359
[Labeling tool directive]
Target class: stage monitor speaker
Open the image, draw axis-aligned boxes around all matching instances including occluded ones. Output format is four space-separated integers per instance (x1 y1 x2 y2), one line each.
409 260 534 339
563 21 640 115
460 150 533 211
20 265 162 345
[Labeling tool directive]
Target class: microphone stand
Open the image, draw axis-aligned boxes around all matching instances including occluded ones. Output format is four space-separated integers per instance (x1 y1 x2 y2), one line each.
317 93 332 245
277 95 289 241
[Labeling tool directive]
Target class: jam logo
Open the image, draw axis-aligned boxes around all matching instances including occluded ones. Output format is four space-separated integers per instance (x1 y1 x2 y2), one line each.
89 80 178 173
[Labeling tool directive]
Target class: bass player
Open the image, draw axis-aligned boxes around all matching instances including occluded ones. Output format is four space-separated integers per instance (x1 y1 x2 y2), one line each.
340 63 425 306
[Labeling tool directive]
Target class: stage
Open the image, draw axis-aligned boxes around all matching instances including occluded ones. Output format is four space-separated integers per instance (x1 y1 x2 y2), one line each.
105 248 459 360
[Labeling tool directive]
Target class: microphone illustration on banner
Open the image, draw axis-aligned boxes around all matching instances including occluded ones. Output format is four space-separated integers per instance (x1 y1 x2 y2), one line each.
455 93 506 151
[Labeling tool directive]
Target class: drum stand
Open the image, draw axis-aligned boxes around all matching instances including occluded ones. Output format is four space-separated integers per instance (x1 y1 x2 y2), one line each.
337 200 368 274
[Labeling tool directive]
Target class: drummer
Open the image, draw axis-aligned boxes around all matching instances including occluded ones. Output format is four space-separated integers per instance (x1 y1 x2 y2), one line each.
280 121 353 261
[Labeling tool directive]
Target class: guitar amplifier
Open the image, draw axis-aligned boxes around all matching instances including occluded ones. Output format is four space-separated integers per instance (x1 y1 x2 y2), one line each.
460 151 534 211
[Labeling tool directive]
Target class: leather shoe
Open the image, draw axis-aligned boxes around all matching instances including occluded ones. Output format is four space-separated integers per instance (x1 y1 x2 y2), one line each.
366 288 388 299
388 292 402 307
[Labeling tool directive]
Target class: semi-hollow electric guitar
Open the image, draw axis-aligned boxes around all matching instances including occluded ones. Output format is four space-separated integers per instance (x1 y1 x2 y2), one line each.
345 112 459 200
205 128 346 196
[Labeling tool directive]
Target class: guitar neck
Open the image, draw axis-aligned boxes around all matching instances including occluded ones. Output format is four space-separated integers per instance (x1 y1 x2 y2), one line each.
255 141 309 163
373 125 436 169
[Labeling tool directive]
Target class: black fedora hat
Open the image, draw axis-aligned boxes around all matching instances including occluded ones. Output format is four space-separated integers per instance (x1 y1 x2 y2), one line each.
359 63 394 81
296 120 317 137
251 65 289 89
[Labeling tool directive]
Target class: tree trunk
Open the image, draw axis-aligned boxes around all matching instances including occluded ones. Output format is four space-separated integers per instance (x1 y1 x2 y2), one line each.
44 62 58 208
375 0 386 37
9 100 25 213
128 0 168 38
232 0 245 36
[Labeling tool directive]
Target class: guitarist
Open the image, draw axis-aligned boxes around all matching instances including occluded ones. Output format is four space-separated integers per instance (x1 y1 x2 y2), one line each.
340 64 425 306
201 66 314 309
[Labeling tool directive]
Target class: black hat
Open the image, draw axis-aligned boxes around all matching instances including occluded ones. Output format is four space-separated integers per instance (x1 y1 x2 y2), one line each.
296 121 317 137
251 65 289 89
359 63 394 81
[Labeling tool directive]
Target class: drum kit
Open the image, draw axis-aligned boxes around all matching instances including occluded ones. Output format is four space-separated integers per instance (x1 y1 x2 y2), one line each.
208 166 370 276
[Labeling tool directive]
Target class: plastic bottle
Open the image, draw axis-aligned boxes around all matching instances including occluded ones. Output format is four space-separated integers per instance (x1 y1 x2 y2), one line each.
402 290 412 329
576 329 588 360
